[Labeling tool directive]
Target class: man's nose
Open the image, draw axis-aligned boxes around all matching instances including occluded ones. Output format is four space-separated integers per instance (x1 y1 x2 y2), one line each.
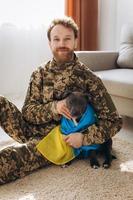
59 39 66 47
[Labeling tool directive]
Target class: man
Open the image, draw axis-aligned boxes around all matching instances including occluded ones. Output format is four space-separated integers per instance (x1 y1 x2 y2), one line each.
0 17 122 185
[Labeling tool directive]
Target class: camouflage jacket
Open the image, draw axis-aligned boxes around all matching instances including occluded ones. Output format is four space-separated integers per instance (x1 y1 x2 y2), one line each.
22 54 122 145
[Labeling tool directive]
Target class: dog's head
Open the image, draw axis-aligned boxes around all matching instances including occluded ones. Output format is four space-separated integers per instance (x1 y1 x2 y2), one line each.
65 91 89 120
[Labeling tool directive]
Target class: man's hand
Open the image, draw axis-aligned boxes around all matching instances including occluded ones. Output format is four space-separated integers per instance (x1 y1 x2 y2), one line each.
63 132 84 148
56 99 72 119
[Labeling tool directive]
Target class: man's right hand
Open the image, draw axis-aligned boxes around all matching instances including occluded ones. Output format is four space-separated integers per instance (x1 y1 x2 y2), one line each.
56 99 72 119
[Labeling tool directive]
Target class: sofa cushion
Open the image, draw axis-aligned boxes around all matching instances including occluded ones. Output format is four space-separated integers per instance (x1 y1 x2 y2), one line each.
95 69 133 99
117 24 133 68
76 51 117 71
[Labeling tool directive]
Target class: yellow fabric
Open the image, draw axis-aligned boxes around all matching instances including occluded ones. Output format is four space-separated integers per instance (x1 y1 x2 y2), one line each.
36 126 75 165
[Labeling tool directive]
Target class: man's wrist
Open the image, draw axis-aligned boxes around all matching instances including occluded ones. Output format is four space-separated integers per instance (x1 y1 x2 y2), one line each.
82 133 91 146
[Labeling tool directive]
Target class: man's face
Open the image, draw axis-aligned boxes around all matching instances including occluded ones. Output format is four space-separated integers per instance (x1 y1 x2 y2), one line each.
49 24 77 63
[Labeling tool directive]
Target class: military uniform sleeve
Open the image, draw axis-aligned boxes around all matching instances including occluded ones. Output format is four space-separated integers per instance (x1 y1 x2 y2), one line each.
82 68 123 145
22 67 60 124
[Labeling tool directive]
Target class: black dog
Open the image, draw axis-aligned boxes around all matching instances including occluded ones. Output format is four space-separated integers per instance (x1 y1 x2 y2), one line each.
65 91 116 169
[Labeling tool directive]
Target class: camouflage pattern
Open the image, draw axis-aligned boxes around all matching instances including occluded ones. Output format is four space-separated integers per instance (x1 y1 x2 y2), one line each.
22 54 122 143
0 97 51 185
0 54 122 185
0 140 50 185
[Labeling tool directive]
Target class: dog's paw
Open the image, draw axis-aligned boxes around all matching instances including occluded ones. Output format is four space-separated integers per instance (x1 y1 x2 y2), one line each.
90 159 100 169
102 161 111 169
92 164 100 169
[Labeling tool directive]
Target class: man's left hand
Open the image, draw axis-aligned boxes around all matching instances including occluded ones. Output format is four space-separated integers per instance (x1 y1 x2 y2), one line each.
63 132 84 148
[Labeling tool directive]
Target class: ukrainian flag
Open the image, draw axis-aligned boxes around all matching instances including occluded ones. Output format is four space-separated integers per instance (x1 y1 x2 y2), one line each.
36 104 100 165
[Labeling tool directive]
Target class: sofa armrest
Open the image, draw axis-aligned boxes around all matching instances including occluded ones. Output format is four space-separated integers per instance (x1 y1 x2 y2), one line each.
75 51 119 71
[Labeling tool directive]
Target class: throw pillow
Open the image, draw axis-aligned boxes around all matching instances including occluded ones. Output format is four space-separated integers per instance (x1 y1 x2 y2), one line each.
117 24 133 69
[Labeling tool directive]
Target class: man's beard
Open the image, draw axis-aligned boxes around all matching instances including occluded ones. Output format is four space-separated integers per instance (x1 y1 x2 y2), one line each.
53 47 74 63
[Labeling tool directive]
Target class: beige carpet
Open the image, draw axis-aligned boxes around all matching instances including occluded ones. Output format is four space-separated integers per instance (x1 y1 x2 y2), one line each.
0 136 133 200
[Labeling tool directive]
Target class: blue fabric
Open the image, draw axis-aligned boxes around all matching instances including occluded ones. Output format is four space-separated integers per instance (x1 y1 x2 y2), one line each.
61 104 101 158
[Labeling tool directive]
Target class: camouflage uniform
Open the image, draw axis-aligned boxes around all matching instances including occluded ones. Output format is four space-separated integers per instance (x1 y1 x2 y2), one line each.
0 54 122 185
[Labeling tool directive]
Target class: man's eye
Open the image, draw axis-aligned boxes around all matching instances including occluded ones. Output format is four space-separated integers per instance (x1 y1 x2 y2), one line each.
65 38 71 40
54 38 59 41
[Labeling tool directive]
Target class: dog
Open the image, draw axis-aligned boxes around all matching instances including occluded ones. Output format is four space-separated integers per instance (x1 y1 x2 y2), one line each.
64 91 116 169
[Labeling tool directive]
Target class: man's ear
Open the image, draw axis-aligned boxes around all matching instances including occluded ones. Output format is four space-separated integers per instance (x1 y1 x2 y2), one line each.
49 41 52 49
74 38 78 50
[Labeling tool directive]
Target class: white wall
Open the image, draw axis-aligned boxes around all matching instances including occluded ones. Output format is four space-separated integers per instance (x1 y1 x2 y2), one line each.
98 0 117 50
0 24 52 98
1 0 133 98
0 0 64 99
98 0 133 50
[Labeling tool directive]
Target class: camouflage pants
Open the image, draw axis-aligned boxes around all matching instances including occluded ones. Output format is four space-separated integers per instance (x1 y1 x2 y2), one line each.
0 96 51 185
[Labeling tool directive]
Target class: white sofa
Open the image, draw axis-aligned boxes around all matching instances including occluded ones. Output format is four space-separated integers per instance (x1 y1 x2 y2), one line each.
75 25 133 118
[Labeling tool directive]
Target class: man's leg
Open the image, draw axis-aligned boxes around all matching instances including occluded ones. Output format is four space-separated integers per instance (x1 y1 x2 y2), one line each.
0 140 51 185
0 96 52 185
0 96 33 143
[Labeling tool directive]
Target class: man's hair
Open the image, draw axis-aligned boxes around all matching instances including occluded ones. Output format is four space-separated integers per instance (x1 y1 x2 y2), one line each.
47 16 79 41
